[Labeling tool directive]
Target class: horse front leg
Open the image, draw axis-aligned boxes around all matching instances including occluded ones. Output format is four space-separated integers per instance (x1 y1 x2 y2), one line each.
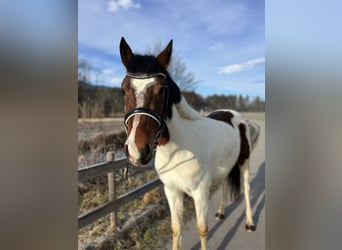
193 184 209 250
164 186 184 250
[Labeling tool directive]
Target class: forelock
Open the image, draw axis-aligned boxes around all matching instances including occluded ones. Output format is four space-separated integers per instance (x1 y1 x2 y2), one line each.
126 55 164 75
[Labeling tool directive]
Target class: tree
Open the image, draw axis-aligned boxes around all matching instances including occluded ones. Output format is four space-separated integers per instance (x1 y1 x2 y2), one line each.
252 96 265 112
78 59 92 83
238 94 246 112
183 91 206 110
148 41 199 91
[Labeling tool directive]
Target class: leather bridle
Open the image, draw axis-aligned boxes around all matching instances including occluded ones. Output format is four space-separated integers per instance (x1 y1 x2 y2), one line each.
124 72 169 148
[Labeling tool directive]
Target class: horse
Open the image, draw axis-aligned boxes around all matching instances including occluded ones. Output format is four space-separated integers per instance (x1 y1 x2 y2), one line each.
119 37 256 250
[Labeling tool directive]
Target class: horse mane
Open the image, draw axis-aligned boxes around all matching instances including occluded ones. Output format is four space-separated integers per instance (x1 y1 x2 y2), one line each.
175 96 203 120
165 74 202 121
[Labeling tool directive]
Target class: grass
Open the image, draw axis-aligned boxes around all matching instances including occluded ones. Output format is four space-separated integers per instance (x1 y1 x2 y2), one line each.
78 168 162 249
241 112 265 121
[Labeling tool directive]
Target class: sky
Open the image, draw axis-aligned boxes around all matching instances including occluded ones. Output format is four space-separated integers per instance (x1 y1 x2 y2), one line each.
78 0 264 99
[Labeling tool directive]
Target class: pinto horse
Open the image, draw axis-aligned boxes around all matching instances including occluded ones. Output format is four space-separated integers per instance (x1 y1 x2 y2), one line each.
119 37 255 250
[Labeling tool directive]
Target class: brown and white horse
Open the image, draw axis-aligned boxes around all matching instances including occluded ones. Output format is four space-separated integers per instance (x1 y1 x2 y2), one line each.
119 37 255 250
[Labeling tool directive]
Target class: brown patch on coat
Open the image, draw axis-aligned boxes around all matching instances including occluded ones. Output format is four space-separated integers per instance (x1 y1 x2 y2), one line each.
227 123 250 201
158 126 169 146
237 123 250 165
207 110 234 127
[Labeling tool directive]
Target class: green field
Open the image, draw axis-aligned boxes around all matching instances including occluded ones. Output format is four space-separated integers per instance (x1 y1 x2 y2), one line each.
241 112 265 121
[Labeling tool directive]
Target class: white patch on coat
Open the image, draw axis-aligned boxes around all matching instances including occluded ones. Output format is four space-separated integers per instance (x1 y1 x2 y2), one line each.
154 101 255 248
155 104 241 192
125 115 140 162
131 78 156 106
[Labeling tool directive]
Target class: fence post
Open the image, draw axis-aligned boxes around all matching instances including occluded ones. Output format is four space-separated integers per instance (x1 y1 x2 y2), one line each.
106 151 117 229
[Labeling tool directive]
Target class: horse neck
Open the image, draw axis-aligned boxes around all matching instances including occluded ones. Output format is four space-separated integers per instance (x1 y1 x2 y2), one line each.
174 96 202 121
165 95 203 138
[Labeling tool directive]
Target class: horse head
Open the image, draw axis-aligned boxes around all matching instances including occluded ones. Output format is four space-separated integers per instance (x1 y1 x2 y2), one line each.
119 37 175 166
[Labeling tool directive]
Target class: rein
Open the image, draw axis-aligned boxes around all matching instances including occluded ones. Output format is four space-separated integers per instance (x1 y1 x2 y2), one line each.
124 72 169 147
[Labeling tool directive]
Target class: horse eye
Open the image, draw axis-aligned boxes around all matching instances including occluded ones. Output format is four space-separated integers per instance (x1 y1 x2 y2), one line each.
158 87 167 95
122 89 125 95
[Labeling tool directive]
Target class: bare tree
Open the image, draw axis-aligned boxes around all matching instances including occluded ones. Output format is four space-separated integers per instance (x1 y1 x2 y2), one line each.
78 59 92 83
148 41 199 91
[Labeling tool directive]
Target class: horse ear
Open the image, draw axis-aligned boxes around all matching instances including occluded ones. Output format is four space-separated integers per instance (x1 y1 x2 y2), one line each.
156 40 173 69
120 37 133 68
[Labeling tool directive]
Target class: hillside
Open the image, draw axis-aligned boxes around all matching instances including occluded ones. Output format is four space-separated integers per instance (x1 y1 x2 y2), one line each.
78 81 265 118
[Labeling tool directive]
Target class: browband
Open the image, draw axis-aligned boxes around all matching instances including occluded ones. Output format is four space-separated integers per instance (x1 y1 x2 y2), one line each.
126 72 166 79
124 107 162 128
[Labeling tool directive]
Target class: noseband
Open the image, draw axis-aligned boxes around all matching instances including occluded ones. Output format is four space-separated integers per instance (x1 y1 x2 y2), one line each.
124 72 169 147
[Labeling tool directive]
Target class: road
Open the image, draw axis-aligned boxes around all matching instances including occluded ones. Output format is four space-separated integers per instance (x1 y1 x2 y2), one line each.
166 120 265 250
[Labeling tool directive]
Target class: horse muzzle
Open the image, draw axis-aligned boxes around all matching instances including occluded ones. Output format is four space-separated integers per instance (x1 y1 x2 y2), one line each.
125 143 153 166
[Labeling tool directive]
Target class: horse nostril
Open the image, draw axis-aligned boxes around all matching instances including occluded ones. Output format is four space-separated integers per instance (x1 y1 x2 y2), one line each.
143 144 152 157
125 144 129 157
141 144 153 164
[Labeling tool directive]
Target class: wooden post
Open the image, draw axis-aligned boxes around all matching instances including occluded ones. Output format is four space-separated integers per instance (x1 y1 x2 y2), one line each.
106 151 117 229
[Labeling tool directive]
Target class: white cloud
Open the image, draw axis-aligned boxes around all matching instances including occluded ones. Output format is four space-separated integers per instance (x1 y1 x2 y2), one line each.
102 68 115 75
219 64 245 74
218 57 265 74
107 0 141 13
246 58 265 65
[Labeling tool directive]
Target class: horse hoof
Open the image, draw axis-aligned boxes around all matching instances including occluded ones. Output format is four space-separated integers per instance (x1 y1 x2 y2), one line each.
215 213 224 220
245 224 256 232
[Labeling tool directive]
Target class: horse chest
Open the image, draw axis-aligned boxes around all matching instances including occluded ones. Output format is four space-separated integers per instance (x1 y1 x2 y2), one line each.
155 148 208 192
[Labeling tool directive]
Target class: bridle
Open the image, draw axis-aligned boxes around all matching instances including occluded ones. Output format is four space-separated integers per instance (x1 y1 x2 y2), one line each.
124 72 169 148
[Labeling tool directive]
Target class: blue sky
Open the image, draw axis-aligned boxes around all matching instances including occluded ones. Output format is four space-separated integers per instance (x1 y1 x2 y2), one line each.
78 0 264 99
